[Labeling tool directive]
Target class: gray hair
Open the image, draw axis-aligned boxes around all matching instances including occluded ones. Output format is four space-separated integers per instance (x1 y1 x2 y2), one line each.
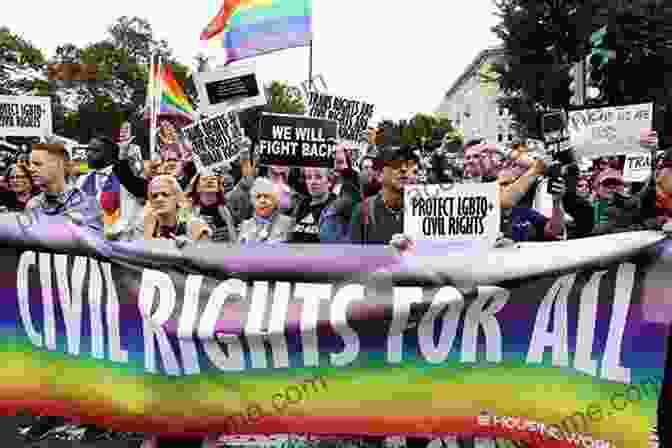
250 177 277 201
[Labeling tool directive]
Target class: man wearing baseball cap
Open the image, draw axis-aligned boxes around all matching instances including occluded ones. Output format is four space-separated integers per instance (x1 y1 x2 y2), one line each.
351 145 420 244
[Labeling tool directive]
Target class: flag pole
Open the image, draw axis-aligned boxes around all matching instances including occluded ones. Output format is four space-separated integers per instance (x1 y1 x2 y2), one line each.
153 55 164 160
149 50 157 160
308 38 313 92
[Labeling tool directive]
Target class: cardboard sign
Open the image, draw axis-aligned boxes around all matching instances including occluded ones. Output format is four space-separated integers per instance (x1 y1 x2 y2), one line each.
193 63 266 115
180 112 243 173
404 182 500 247
622 152 652 183
257 113 338 168
0 95 52 137
305 92 374 145
567 103 653 158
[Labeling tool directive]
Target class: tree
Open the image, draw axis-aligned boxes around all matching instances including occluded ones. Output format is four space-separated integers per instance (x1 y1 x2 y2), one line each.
493 0 672 145
0 26 47 96
44 17 195 140
265 81 306 115
237 81 307 144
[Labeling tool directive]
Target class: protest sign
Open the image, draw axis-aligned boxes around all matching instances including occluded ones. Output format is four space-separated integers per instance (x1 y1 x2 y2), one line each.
180 112 243 173
193 63 266 116
567 103 653 158
305 92 375 145
404 182 500 247
0 221 666 448
0 95 52 138
257 113 338 167
622 152 652 183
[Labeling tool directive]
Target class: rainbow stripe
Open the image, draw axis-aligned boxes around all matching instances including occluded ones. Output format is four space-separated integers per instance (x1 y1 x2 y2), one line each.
144 64 196 125
201 0 312 64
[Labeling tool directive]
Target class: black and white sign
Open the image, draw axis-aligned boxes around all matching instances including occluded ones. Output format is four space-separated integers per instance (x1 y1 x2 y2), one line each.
622 152 652 183
0 95 52 138
257 113 338 168
180 112 243 173
306 92 374 145
567 103 653 158
404 183 500 247
194 64 266 116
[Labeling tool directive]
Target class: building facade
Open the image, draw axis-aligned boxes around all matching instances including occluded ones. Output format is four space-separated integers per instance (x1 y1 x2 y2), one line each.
435 47 518 147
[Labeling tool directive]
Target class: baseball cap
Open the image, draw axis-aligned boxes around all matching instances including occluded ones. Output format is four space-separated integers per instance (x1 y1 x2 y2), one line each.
377 145 421 166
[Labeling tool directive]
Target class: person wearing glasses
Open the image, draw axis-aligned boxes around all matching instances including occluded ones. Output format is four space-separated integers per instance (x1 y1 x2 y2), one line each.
350 145 419 245
143 175 211 243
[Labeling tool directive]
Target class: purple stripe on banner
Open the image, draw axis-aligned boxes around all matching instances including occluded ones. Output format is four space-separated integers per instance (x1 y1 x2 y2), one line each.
224 16 311 62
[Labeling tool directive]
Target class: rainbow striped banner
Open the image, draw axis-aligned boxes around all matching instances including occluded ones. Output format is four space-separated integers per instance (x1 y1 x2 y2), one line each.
201 0 312 64
0 221 668 447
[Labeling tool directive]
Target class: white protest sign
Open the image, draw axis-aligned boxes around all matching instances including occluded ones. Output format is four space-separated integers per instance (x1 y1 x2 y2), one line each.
193 63 266 116
0 95 52 137
305 92 375 146
180 112 244 174
404 182 500 247
567 103 652 158
622 153 652 183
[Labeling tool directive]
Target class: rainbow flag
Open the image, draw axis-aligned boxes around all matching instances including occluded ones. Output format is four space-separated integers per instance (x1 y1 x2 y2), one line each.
201 0 312 64
143 63 196 126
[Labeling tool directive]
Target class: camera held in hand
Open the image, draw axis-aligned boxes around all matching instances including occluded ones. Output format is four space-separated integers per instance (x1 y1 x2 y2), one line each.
546 145 579 196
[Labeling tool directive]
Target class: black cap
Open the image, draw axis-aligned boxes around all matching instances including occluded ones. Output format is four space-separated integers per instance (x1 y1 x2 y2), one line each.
377 145 421 166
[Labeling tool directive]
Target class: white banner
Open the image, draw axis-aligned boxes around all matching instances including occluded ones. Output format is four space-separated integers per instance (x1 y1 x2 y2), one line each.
305 92 375 146
404 183 500 247
0 95 52 137
180 112 243 174
194 63 266 116
567 103 652 158
622 152 652 183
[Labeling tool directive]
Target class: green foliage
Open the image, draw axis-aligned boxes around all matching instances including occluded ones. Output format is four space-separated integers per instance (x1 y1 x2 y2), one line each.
376 114 456 148
266 80 306 115
493 0 672 144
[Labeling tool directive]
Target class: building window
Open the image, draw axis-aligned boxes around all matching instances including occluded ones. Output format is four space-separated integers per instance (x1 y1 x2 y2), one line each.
498 134 503 142
498 107 504 117
508 134 513 142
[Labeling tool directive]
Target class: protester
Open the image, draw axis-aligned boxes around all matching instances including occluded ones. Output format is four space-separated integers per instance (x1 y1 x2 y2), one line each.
358 154 383 199
350 145 419 244
237 177 294 244
26 142 104 231
4 163 35 211
143 175 210 243
226 150 259 227
79 132 146 240
268 164 300 215
319 143 362 243
289 166 335 243
189 173 237 242
463 140 499 182
497 165 565 242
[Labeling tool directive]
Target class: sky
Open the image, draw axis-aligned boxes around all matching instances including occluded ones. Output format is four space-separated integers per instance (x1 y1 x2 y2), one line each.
4 0 502 123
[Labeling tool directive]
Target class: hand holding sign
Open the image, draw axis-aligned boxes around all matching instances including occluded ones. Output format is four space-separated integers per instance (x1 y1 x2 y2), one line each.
639 128 658 150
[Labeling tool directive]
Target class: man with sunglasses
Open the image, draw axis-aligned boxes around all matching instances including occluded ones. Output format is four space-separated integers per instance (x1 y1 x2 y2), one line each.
351 145 419 244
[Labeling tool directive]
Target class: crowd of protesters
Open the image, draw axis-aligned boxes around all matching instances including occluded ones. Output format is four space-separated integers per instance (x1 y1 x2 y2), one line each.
0 120 666 253
0 117 667 447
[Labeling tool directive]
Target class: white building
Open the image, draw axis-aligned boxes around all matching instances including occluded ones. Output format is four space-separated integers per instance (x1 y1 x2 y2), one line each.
435 46 518 147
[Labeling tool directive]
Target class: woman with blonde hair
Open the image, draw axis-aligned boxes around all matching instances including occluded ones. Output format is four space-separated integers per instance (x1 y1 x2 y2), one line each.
143 175 211 242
